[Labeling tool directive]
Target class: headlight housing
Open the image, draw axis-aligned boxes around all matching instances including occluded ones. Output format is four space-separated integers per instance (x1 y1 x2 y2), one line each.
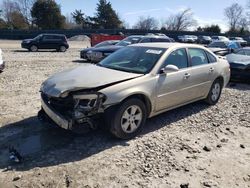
103 52 112 56
73 92 106 110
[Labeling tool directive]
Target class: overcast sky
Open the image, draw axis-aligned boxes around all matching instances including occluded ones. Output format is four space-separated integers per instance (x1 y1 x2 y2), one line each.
55 0 247 31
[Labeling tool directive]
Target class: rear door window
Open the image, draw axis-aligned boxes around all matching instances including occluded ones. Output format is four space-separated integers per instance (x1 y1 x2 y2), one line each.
206 52 217 63
188 48 209 66
42 35 54 41
43 35 61 41
244 49 250 56
140 38 152 43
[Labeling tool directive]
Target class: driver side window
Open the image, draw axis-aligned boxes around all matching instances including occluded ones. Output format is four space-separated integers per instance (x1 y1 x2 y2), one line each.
163 48 188 69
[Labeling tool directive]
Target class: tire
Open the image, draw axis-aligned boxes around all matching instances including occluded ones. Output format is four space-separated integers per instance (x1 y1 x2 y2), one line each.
58 45 67 52
205 79 223 105
29 45 38 52
105 98 147 139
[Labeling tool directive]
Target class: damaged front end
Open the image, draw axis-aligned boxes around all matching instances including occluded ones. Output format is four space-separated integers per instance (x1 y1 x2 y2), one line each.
39 91 106 131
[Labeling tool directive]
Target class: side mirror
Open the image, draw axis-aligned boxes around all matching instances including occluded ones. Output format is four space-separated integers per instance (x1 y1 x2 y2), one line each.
160 64 179 74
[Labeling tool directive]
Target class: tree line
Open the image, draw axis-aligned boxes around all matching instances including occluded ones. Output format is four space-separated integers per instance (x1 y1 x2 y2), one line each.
0 0 249 34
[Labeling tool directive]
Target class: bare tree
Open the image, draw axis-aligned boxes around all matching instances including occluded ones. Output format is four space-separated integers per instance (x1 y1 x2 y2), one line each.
1 0 31 29
1 0 20 23
133 16 158 30
164 8 197 31
17 0 34 24
224 3 244 31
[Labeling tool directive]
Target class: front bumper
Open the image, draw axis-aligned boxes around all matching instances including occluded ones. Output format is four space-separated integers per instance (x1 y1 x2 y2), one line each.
40 92 106 130
41 94 73 130
89 52 105 62
80 51 88 59
230 69 250 83
21 43 29 49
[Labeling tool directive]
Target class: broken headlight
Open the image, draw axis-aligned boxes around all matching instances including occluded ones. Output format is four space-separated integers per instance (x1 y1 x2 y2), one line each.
72 93 106 118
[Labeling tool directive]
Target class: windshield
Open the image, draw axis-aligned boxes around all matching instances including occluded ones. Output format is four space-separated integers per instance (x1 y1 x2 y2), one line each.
94 41 110 48
116 36 142 46
34 34 42 40
98 46 166 74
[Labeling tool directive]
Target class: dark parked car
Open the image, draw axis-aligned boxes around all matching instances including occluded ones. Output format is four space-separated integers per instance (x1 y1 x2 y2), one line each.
88 35 143 62
226 48 250 82
21 34 69 52
80 40 120 60
197 36 212 44
208 41 241 56
89 35 174 62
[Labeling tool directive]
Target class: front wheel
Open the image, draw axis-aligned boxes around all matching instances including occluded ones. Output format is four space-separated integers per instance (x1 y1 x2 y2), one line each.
105 98 147 139
205 79 222 105
29 45 38 52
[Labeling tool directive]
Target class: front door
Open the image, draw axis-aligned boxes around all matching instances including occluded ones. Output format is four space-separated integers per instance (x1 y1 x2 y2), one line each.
155 48 194 111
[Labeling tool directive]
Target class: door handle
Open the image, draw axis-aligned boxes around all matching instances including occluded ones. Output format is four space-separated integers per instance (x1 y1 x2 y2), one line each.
209 67 215 73
184 73 191 79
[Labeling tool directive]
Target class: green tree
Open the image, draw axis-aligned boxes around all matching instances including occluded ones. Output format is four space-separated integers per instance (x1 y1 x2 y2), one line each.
31 0 65 29
0 18 7 29
71 9 86 28
93 0 122 29
203 25 221 33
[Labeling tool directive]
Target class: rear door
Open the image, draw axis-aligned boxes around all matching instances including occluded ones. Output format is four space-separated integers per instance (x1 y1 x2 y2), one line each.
39 35 59 49
185 48 216 98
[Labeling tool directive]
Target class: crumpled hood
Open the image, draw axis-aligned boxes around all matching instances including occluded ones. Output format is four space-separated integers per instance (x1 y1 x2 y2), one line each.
226 54 250 65
41 64 142 97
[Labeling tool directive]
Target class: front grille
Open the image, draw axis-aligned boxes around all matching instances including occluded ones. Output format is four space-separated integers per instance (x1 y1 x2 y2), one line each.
41 93 74 113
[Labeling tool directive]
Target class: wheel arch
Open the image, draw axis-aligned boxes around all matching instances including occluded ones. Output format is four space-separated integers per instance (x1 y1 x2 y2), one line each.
215 76 224 86
121 93 152 117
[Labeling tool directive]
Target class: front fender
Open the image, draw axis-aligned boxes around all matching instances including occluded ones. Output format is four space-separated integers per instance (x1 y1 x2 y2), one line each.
100 75 157 109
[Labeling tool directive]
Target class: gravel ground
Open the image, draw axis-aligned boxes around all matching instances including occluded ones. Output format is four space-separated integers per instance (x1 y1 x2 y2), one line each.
0 40 249 188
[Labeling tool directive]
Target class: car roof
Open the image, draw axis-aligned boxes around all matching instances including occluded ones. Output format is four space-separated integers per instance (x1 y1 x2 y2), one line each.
40 33 66 36
130 42 207 49
141 36 170 39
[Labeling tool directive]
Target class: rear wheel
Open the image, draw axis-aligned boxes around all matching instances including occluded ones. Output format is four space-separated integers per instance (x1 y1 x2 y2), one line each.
205 79 222 105
58 45 67 52
29 45 38 52
105 98 147 139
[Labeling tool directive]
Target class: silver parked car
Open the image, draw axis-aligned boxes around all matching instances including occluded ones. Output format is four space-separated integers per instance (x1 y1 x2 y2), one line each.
39 43 230 139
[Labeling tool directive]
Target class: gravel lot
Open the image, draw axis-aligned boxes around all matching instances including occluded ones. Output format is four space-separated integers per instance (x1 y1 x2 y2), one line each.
0 40 249 188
